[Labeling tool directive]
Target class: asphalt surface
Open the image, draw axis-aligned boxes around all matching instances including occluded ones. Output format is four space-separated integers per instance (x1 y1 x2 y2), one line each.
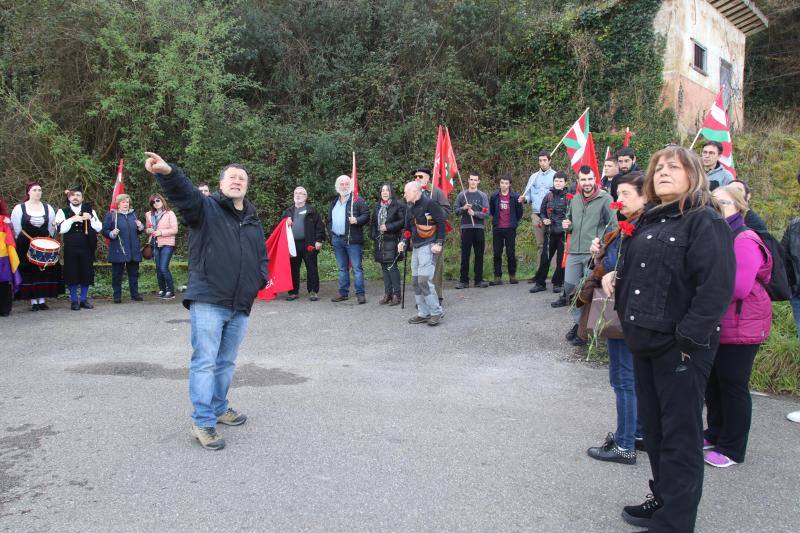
1 281 798 532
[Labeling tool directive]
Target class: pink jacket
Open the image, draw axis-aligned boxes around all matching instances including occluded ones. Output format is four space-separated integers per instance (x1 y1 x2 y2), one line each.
145 210 178 247
719 230 773 344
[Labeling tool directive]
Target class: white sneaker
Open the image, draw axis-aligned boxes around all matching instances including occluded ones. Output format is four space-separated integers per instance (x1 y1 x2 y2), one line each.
787 410 800 423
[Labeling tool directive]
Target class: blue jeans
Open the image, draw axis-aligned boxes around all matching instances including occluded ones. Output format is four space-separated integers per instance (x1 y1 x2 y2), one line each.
411 243 442 317
608 338 641 449
189 302 249 427
153 244 174 293
791 296 800 338
331 234 365 296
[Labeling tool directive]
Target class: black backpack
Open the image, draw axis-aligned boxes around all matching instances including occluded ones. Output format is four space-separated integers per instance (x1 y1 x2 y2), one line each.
733 225 792 301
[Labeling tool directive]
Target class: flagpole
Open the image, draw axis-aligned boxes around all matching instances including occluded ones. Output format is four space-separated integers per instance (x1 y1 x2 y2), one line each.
688 128 703 150
454 170 475 226
550 107 589 157
350 151 355 219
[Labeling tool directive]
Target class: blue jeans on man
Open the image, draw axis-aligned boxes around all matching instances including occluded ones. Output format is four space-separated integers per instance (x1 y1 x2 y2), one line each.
791 296 800 338
331 234 365 297
154 244 174 294
189 302 250 427
608 338 642 450
412 243 443 317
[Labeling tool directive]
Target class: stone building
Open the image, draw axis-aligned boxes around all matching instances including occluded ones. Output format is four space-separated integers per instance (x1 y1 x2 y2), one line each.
654 0 768 134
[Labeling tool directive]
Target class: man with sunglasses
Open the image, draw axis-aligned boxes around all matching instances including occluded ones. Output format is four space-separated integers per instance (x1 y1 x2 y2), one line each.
413 168 451 301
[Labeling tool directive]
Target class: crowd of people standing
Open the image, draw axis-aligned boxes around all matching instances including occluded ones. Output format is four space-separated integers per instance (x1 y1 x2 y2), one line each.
2 140 800 532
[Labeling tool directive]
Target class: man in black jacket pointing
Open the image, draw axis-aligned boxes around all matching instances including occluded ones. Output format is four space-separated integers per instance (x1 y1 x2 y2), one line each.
145 152 268 451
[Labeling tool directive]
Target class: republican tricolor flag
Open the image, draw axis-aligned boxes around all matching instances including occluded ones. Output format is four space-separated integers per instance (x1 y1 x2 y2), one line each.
698 89 736 177
257 218 296 301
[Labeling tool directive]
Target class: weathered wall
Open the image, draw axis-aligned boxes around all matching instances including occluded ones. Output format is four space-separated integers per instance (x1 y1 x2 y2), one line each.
654 0 746 134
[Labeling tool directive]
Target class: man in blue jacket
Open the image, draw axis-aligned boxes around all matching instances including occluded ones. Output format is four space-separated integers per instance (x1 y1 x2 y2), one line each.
520 150 556 251
144 152 268 451
490 174 524 285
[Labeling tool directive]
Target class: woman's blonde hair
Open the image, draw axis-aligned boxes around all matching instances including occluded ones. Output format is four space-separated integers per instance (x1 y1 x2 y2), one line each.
644 146 713 212
115 193 131 205
715 184 748 216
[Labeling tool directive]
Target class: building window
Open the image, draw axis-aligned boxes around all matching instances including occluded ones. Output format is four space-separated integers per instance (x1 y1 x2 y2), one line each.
692 40 707 75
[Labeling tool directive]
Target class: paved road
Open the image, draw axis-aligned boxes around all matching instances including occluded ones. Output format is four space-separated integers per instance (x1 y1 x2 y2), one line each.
1 282 798 531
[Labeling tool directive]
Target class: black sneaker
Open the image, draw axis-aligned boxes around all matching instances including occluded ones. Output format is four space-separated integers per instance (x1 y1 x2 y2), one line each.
587 433 636 465
475 281 489 288
80 300 94 309
131 295 144 301
489 277 503 286
529 284 546 293
70 301 81 311
552 285 563 293
551 295 568 308
565 324 578 341
635 438 646 452
622 480 663 528
455 281 469 289
570 335 588 347
38 302 49 310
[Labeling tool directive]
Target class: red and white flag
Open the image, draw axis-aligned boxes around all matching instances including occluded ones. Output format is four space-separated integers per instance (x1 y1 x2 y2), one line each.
257 218 296 301
623 127 631 147
698 89 736 177
109 159 125 210
562 109 590 174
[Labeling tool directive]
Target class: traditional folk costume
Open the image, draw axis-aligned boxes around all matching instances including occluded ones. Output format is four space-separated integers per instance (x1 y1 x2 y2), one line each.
11 202 64 309
54 186 101 310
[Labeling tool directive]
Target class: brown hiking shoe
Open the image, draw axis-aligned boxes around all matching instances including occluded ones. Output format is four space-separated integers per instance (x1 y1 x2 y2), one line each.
389 294 401 306
428 314 443 326
357 294 367 304
378 294 392 305
331 294 349 302
408 315 430 324
217 408 247 426
191 423 225 450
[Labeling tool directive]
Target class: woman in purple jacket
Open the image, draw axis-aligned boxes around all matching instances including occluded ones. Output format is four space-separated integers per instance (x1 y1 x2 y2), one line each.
705 184 773 468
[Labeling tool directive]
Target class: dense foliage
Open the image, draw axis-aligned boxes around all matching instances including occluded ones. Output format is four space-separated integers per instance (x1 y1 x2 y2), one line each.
1 0 672 226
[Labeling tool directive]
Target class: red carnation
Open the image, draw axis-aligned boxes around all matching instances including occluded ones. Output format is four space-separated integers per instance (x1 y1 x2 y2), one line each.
566 193 574 200
307 245 315 252
481 207 488 213
403 230 412 239
610 201 624 211
547 207 553 214
619 221 635 237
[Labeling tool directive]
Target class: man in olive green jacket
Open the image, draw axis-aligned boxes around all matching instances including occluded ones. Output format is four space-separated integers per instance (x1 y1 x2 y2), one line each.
554 165 616 346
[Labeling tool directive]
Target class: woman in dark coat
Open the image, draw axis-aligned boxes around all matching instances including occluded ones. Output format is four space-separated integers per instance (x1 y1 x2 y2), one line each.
371 183 405 305
603 146 736 532
101 194 144 303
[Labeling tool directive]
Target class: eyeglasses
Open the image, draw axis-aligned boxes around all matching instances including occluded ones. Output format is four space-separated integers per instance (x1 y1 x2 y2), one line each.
716 199 733 206
152 199 162 204
414 175 426 180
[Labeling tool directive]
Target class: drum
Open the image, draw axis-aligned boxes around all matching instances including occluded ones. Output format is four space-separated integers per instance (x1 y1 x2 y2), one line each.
27 237 62 268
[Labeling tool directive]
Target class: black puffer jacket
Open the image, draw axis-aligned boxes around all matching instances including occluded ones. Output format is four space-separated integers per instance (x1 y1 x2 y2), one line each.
783 217 800 297
615 200 736 357
371 199 406 263
156 165 268 315
539 187 569 234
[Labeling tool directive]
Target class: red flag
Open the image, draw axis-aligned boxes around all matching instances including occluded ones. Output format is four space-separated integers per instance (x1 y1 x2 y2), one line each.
109 159 125 210
562 234 570 269
437 128 457 196
432 125 445 191
351 152 359 198
578 132 601 184
257 218 296 301
623 127 631 147
604 145 612 161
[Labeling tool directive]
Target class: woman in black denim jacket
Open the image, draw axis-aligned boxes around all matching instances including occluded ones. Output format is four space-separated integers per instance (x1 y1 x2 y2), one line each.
603 146 736 532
